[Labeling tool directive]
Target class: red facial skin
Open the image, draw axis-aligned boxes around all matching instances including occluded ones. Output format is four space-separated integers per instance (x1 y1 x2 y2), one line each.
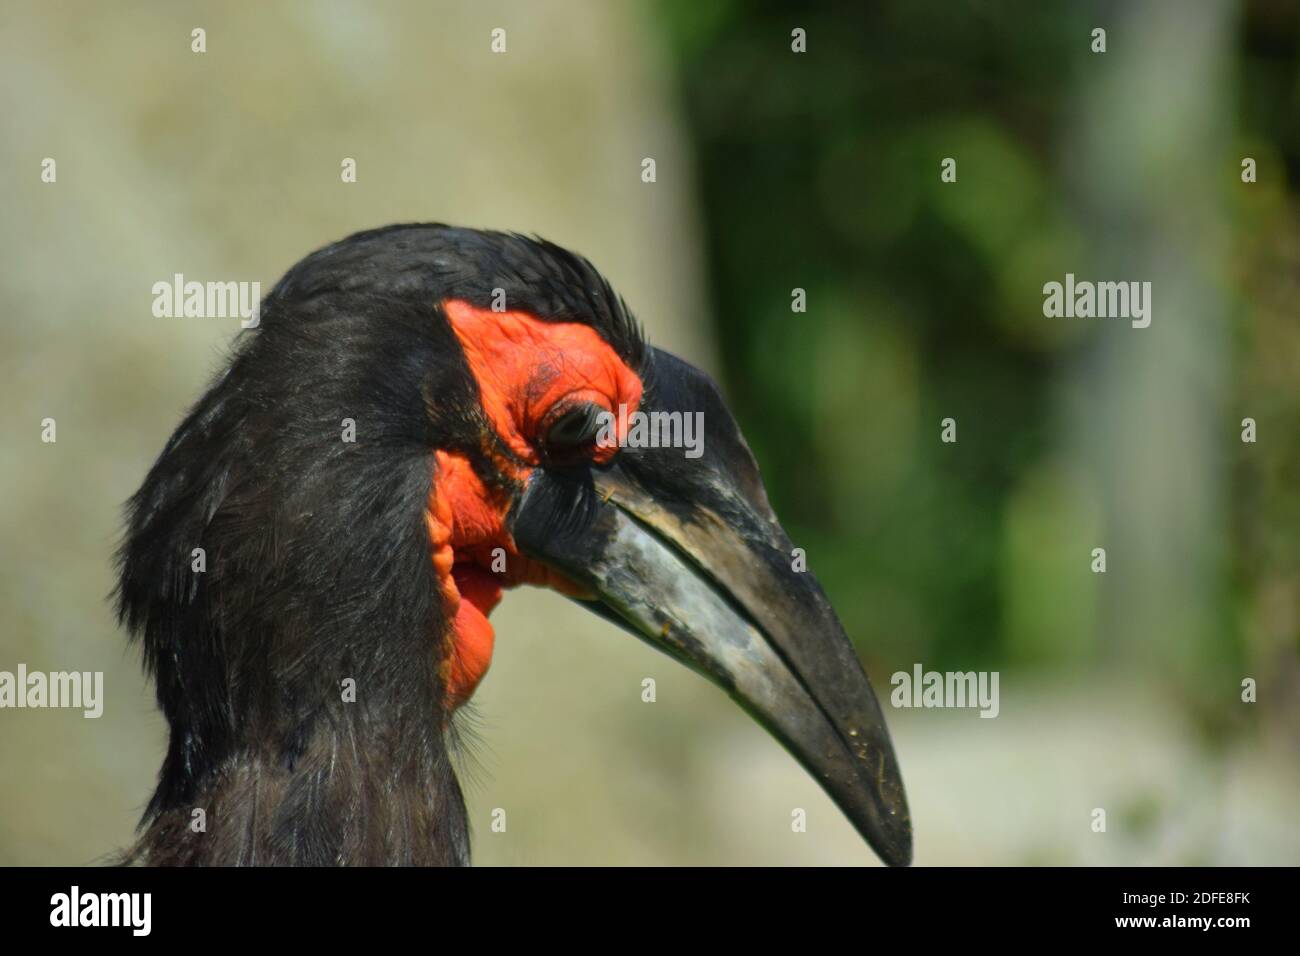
428 299 643 709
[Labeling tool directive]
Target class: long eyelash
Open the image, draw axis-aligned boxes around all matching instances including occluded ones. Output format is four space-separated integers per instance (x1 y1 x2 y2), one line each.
525 469 601 542
587 404 608 439
567 404 601 442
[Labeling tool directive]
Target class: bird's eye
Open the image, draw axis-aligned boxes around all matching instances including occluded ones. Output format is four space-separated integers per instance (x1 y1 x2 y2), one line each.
543 402 604 457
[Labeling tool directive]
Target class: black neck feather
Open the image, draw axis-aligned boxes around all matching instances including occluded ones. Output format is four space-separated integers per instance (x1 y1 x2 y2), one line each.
116 291 481 865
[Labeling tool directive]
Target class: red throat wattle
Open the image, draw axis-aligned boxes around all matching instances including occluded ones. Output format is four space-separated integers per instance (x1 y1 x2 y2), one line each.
427 299 643 709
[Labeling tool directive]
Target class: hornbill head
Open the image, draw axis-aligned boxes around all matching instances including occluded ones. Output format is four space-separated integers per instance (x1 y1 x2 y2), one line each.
117 224 910 866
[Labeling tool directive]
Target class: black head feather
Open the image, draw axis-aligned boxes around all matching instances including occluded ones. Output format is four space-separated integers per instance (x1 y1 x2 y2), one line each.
115 224 642 865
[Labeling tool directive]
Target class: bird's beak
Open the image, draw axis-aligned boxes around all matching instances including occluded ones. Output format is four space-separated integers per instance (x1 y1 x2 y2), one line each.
508 349 911 866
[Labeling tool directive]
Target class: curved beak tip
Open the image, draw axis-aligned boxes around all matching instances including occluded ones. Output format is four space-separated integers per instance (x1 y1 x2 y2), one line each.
509 350 914 867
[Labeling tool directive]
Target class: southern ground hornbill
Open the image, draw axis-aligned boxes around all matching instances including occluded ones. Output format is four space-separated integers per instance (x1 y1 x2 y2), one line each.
116 224 911 866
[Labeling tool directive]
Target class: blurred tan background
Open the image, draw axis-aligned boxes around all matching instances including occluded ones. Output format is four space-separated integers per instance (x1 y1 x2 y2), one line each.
2 1 1298 865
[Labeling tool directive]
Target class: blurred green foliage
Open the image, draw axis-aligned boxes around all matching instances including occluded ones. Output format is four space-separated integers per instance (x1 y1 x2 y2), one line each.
660 1 1093 672
659 0 1300 737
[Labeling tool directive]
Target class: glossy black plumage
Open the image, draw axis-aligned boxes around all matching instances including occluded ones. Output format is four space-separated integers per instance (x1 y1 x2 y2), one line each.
116 225 644 865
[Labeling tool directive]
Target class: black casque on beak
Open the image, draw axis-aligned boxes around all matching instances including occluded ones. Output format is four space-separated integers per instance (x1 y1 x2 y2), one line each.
509 349 912 866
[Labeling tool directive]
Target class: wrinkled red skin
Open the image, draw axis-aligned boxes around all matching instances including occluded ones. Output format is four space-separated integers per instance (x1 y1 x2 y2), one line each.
428 299 643 708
